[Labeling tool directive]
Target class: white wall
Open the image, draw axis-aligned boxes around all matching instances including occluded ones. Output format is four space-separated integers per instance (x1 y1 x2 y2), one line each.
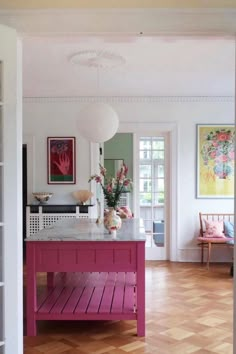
23 97 234 261
23 101 91 204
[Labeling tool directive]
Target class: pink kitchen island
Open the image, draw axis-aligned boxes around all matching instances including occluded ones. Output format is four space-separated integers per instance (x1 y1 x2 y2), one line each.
26 218 146 336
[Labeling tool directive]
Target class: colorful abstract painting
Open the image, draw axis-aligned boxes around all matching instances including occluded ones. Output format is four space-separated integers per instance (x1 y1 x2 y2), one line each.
196 124 235 198
47 137 76 184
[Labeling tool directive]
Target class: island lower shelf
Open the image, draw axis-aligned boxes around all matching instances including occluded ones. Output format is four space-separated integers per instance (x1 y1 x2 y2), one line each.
36 271 137 321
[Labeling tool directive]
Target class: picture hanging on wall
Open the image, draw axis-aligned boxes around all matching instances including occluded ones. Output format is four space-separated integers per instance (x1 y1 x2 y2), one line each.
47 137 76 184
196 124 235 198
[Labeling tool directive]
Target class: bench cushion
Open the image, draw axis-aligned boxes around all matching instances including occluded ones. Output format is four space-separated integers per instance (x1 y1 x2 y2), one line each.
204 219 225 238
198 236 231 243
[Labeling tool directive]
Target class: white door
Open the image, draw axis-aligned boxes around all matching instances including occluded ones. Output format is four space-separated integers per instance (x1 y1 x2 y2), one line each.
0 24 23 354
136 134 169 260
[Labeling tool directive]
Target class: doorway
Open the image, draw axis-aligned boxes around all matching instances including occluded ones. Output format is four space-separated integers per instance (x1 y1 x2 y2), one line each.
103 128 173 261
22 144 27 259
136 135 168 260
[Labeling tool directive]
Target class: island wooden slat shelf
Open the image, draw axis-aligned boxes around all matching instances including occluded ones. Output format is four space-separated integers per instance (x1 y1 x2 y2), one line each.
35 271 136 321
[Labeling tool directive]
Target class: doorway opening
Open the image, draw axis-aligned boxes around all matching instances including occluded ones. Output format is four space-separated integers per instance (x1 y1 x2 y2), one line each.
136 134 169 260
22 144 27 260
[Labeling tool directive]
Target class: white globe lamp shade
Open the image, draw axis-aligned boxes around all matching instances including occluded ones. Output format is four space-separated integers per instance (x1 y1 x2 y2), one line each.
78 103 119 143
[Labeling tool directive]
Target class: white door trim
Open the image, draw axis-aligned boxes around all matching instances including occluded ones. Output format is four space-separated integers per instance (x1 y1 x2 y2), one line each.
23 134 35 204
0 25 23 354
119 122 178 261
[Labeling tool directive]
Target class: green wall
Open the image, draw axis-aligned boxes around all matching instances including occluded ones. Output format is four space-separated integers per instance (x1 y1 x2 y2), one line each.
104 133 133 180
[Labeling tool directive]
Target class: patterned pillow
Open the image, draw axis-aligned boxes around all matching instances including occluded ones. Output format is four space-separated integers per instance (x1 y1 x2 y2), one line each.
224 221 234 238
204 220 225 238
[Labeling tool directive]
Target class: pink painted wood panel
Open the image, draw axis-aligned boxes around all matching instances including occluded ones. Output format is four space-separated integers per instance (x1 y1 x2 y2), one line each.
37 287 54 308
87 287 104 313
116 272 125 286
114 249 131 264
95 272 108 287
105 272 116 287
96 249 113 264
36 312 136 321
50 287 74 314
34 242 137 272
99 286 115 313
36 272 136 316
136 243 145 336
27 239 145 336
62 287 84 314
74 287 94 313
123 286 135 313
125 272 136 285
58 249 77 266
111 285 125 313
77 250 96 264
38 286 64 313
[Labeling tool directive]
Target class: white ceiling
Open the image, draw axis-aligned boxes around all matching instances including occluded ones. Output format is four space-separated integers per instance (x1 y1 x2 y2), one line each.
22 35 235 98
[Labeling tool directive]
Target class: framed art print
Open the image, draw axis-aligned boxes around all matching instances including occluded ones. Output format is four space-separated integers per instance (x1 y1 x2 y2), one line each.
196 124 235 198
47 137 76 184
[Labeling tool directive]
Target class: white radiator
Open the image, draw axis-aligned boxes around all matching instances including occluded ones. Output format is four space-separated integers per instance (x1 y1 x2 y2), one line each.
26 206 89 237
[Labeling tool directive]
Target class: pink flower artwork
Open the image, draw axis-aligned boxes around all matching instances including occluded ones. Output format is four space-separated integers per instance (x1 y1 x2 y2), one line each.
200 128 235 180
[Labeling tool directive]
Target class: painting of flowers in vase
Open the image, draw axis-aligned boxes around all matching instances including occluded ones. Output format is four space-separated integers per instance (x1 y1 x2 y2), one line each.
197 124 235 198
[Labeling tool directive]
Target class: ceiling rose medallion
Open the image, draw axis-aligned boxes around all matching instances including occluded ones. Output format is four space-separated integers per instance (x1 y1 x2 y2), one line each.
69 50 126 69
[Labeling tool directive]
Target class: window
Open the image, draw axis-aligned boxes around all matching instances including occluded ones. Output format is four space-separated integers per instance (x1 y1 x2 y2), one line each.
139 136 165 249
139 137 165 206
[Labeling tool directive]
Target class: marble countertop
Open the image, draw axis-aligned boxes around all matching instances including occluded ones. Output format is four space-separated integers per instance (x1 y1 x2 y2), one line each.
25 218 146 242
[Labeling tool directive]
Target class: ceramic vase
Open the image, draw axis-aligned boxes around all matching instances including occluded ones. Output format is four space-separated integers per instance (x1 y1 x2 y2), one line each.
104 207 122 234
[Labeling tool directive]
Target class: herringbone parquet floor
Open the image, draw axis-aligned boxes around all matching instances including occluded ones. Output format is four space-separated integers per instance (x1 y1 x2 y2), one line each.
24 261 233 354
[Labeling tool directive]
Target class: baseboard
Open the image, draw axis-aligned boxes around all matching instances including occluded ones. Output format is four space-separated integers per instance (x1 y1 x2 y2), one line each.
177 246 233 263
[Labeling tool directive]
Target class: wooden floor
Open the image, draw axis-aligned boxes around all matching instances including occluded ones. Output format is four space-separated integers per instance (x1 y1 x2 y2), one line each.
24 261 233 354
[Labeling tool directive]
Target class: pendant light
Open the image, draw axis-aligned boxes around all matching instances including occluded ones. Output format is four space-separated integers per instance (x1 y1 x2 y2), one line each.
78 102 119 143
70 50 124 143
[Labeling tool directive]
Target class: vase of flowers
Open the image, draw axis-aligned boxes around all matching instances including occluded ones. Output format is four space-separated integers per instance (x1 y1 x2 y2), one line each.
103 207 122 234
89 163 132 233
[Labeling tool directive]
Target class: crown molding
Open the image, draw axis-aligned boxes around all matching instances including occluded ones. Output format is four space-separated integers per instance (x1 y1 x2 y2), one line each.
1 8 236 36
1 8 236 15
23 96 234 103
0 0 236 10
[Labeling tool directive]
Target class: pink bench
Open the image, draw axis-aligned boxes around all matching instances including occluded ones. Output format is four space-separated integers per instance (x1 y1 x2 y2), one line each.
197 212 234 269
